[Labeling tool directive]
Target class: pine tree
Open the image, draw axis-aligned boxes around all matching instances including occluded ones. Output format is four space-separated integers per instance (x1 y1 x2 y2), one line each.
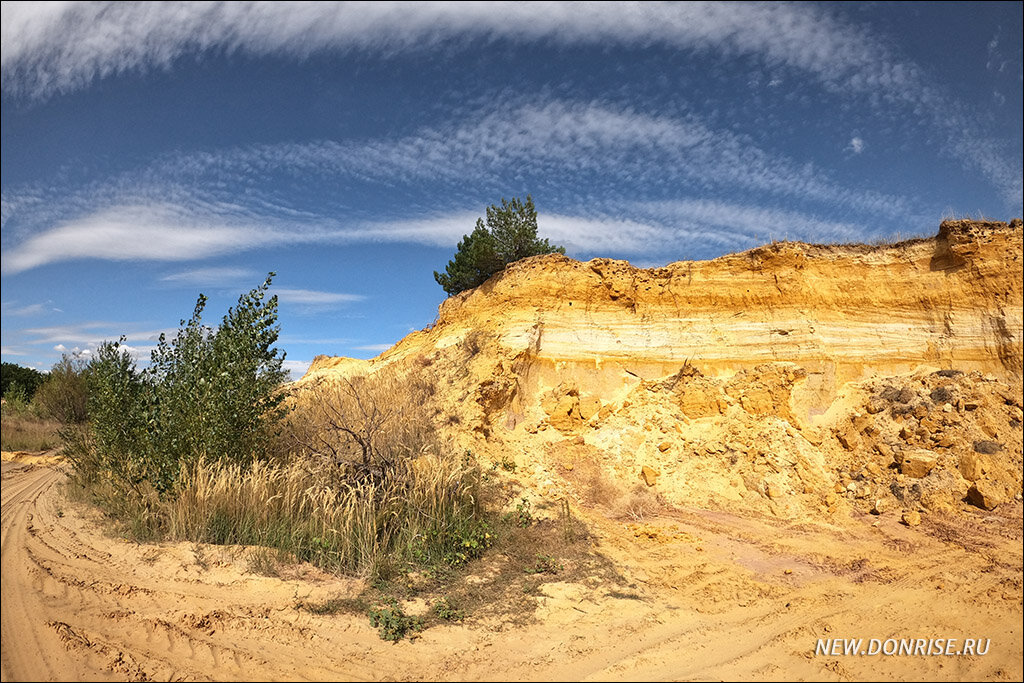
434 196 565 296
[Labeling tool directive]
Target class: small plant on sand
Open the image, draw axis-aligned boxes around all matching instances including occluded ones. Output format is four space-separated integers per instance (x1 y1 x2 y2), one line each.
367 600 424 641
432 597 464 621
525 553 563 575
506 497 533 528
422 517 493 568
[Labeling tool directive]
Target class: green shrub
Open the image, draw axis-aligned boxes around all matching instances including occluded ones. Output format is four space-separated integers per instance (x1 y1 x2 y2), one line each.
368 600 424 641
34 354 89 423
76 340 148 489
144 275 289 488
69 274 289 495
506 497 533 528
432 597 464 621
3 381 29 410
525 553 563 575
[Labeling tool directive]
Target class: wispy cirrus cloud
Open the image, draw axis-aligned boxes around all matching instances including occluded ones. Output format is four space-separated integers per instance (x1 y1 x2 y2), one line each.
1 202 313 274
274 289 365 315
351 344 392 353
1 193 880 275
3 1 1018 206
0 2 929 100
0 300 61 317
177 99 914 218
4 97 918 274
21 321 171 347
160 266 260 287
540 198 874 259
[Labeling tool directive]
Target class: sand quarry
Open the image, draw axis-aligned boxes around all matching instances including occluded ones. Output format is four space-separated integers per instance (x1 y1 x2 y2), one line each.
2 219 1022 681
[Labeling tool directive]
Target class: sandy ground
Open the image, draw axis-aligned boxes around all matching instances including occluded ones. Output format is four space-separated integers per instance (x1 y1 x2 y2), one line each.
2 457 1021 682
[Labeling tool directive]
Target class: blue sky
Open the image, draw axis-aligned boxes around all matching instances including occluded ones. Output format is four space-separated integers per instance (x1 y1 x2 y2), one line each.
2 1 1022 377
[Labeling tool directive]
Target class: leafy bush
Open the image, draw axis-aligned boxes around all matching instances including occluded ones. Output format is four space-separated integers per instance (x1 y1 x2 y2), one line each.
69 274 289 494
367 600 424 641
2 381 31 413
506 497 533 528
434 196 565 296
146 277 289 484
34 354 89 423
75 340 149 489
416 516 493 568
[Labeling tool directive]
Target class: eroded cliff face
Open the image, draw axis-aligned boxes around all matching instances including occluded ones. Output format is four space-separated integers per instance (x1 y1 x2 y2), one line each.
420 218 1021 419
301 220 1023 519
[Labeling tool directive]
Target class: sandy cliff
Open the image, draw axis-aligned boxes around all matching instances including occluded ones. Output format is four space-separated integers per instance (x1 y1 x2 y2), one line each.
302 219 1023 519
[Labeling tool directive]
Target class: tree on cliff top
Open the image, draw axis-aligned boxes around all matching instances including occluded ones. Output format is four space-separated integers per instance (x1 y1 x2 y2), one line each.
433 196 565 296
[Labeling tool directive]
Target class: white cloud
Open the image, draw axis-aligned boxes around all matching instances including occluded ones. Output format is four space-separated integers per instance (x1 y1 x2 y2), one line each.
0 2 908 100
274 288 364 305
846 137 865 154
166 100 913 217
0 301 54 316
160 266 260 286
1 203 307 274
1 346 29 356
632 198 867 245
542 198 871 258
1 187 882 274
22 321 171 348
539 214 667 254
0 96 942 274
351 344 392 353
278 335 354 345
282 358 311 380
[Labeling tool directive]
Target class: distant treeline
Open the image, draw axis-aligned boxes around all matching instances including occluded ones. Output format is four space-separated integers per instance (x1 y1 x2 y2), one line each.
1 362 48 398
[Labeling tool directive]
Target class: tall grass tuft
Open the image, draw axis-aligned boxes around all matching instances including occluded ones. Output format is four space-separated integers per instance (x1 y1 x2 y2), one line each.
162 452 486 577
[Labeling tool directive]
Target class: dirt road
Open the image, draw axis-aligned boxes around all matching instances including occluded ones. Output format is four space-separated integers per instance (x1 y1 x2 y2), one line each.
2 460 1021 681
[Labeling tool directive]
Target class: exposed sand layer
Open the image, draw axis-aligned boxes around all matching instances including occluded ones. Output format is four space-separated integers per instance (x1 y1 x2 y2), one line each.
305 219 1023 414
2 458 1020 681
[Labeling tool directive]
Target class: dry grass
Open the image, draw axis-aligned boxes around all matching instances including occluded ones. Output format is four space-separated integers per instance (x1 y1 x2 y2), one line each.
162 452 485 577
0 409 63 451
68 364 493 578
71 451 487 578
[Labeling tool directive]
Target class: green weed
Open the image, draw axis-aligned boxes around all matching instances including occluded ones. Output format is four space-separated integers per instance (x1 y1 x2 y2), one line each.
367 600 423 641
